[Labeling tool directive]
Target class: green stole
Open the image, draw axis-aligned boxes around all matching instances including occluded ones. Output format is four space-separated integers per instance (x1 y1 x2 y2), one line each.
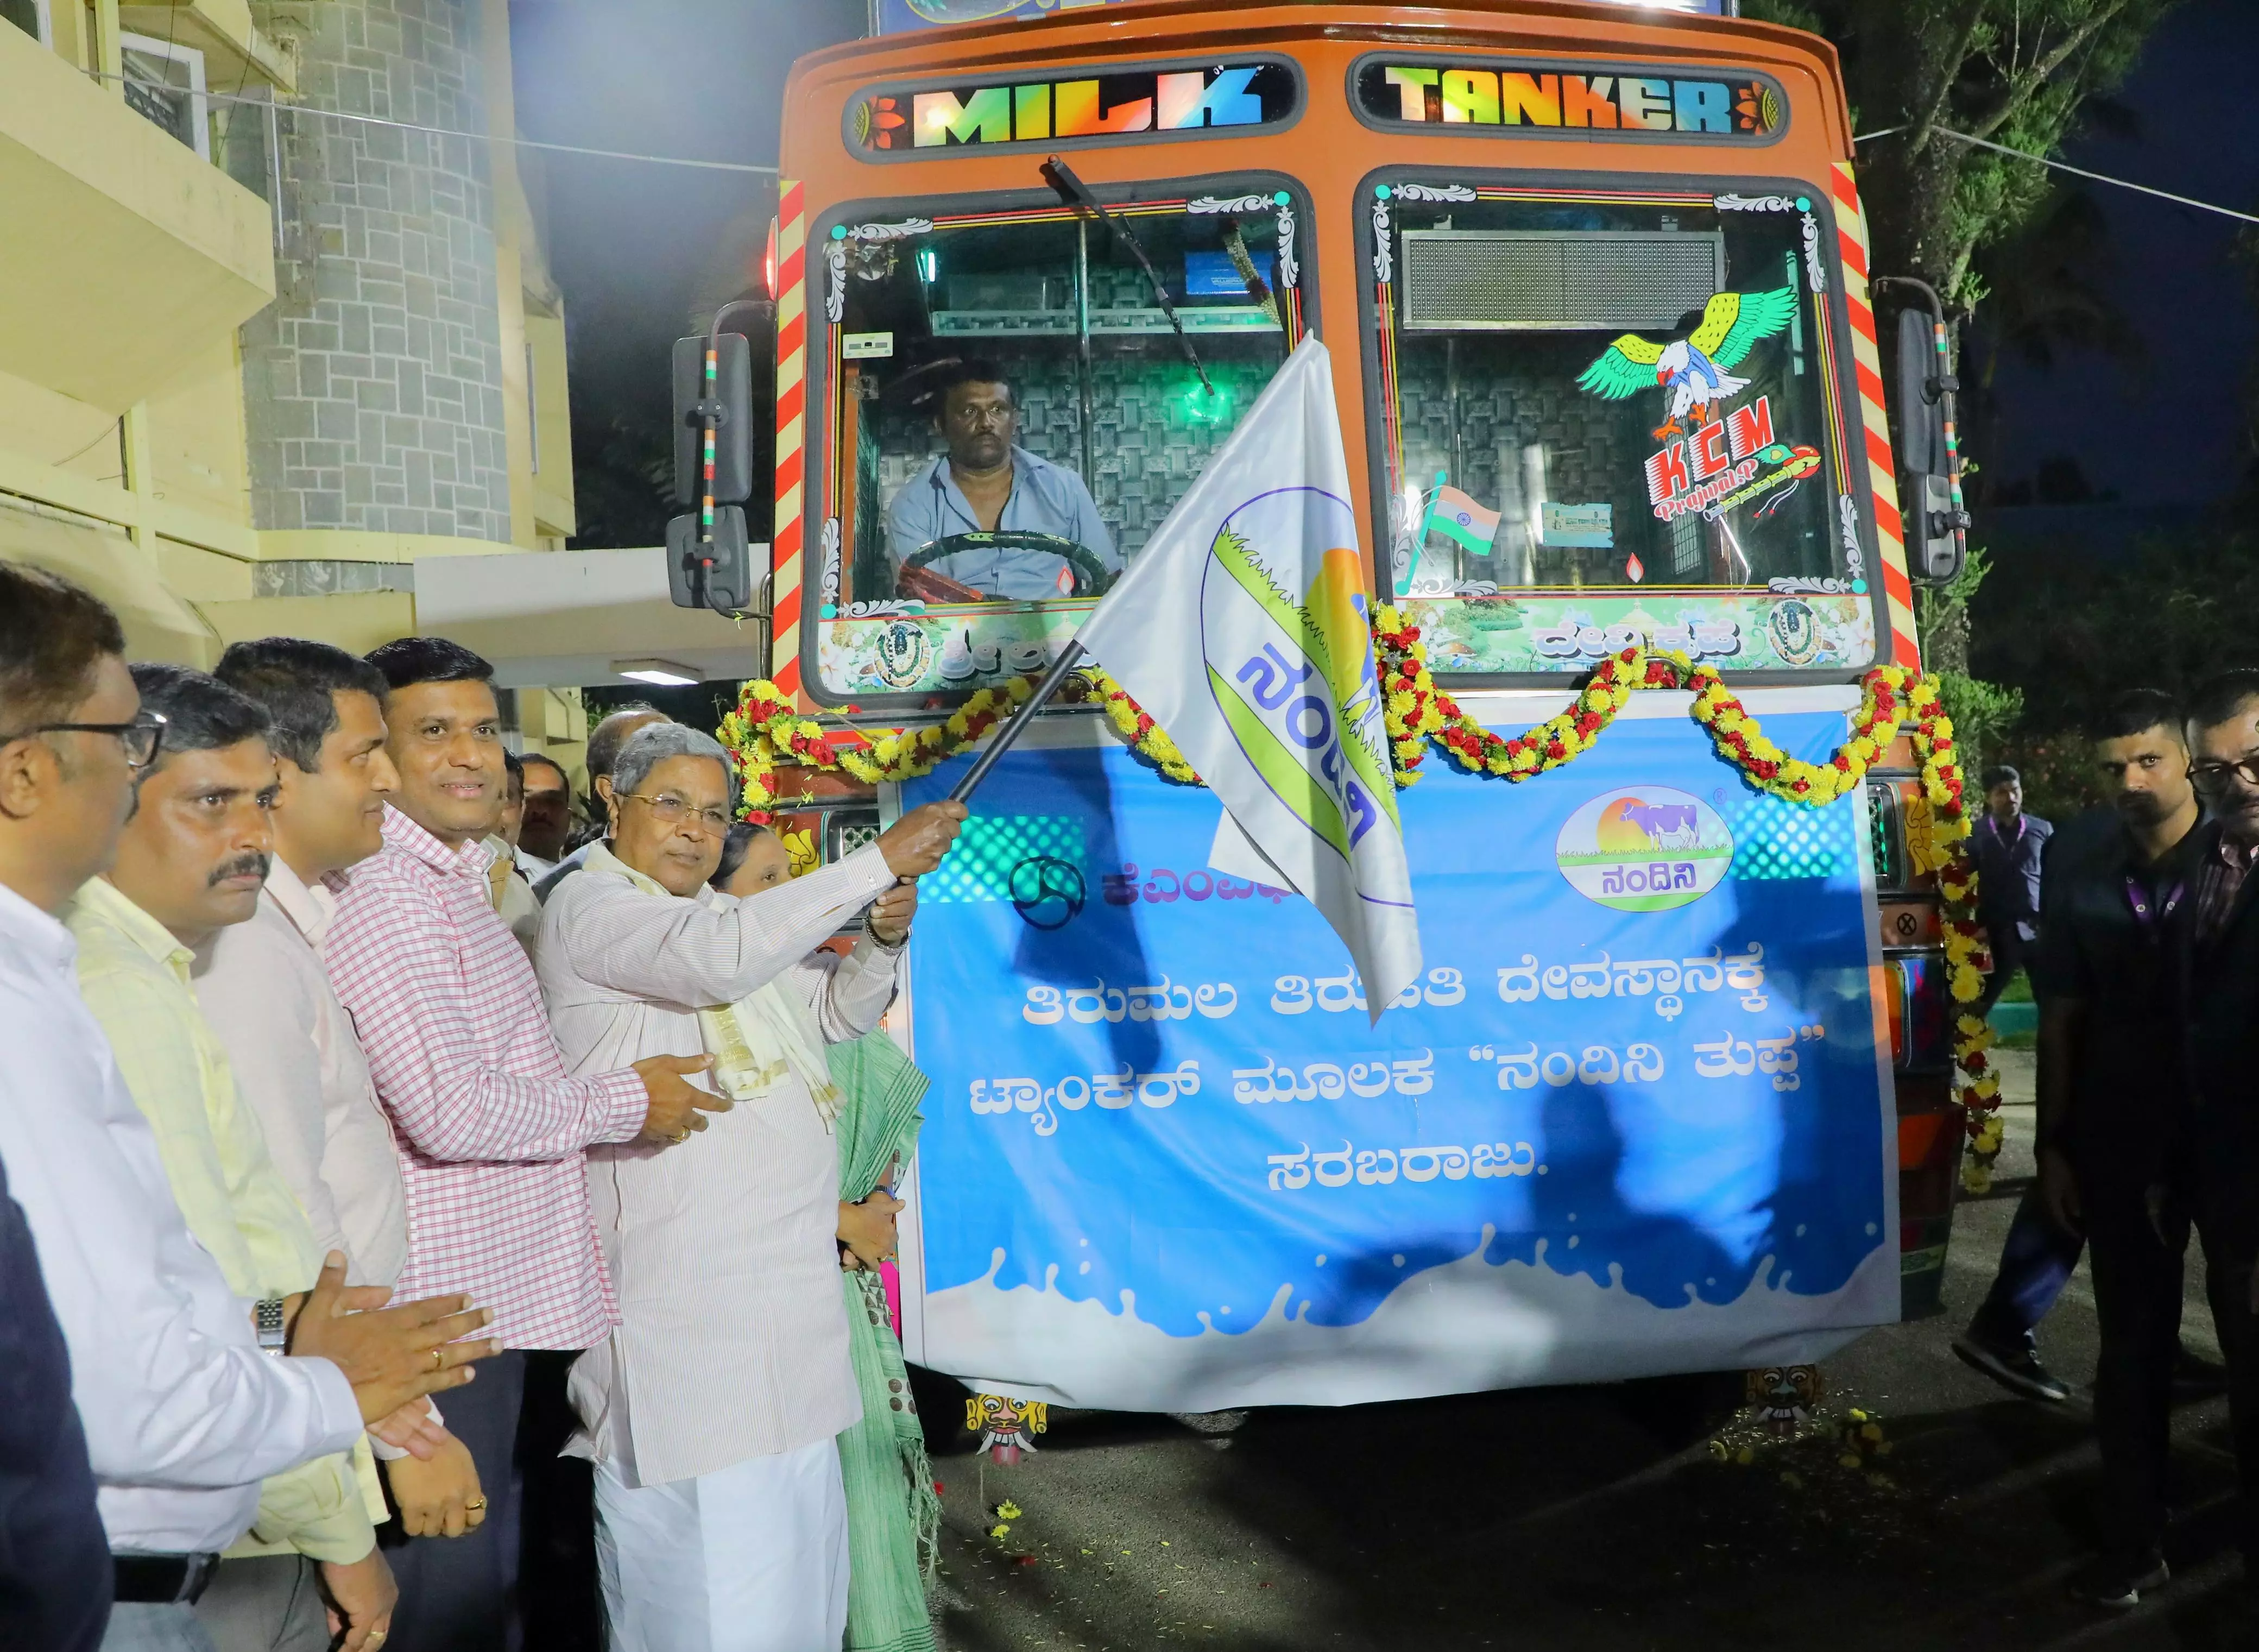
829 1032 941 1652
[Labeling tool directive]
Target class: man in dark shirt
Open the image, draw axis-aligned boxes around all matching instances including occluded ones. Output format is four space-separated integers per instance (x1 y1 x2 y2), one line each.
2163 669 2259 1606
1956 697 2211 1409
1991 693 2202 1607
0 1149 110 1651
1972 763 2052 1018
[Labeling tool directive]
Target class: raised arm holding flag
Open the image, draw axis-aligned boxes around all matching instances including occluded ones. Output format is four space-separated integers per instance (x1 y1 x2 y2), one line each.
952 335 1422 1019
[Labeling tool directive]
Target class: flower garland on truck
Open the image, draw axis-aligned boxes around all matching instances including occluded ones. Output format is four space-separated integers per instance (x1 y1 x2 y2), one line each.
718 616 1997 1189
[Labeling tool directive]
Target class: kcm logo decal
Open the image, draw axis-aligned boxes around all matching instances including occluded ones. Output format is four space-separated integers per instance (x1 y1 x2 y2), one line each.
1556 785 1733 911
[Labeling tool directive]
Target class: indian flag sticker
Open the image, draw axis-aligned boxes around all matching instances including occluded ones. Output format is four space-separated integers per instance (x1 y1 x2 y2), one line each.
1556 786 1733 912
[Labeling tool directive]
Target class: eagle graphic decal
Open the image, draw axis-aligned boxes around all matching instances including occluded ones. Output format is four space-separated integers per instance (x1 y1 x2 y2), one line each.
1575 287 1800 439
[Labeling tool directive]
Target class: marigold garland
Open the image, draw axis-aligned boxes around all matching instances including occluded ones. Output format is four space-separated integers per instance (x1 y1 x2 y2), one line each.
718 670 1189 818
1368 604 1995 1188
720 616 1995 1189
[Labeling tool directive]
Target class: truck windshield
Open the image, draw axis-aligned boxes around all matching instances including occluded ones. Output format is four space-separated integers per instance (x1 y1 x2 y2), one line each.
1365 176 1872 675
813 178 1304 701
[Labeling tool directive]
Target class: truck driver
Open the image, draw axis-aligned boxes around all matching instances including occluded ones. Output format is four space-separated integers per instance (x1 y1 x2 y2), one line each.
884 360 1119 601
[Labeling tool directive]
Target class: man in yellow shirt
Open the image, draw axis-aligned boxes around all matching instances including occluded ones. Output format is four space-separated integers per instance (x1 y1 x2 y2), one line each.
68 664 397 1652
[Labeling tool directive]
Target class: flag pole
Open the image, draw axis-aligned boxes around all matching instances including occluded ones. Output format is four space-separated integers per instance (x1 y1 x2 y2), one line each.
946 642 1085 804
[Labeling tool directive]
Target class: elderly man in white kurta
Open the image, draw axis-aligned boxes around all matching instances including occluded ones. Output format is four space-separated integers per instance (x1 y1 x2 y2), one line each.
535 723 963 1652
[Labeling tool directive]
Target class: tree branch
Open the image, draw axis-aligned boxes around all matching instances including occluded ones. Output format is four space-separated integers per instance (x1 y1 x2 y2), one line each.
1909 0 1992 158
1967 0 2135 142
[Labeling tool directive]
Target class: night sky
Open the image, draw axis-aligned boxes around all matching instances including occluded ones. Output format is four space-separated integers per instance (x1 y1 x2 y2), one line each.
508 0 865 439
1972 0 2258 507
510 1 2259 527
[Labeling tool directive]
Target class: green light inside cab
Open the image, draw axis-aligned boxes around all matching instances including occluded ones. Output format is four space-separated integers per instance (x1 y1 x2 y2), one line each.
916 247 938 284
1172 376 1231 426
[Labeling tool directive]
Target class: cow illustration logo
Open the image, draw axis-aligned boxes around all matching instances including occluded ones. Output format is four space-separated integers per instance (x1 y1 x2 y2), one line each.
1556 785 1734 912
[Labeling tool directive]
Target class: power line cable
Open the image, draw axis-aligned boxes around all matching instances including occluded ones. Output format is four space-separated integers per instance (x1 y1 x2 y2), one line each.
91 74 781 176
1855 123 2259 227
102 77 2250 224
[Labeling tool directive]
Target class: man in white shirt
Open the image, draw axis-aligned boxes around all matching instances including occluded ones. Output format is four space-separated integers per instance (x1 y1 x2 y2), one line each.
0 563 502 1652
197 641 493 1555
537 723 962 1651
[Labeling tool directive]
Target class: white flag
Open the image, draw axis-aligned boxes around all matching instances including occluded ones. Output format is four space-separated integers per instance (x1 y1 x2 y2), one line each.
1074 337 1421 1018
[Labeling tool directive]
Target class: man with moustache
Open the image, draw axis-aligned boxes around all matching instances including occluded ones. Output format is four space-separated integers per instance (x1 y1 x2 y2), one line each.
882 361 1117 601
0 568 494 1652
512 752 572 874
193 642 492 1601
323 638 723 1651
66 664 508 1651
2162 670 2259 1609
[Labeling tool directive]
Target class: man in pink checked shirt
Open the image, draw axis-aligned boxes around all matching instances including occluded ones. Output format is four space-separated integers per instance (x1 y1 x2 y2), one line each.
324 637 723 1652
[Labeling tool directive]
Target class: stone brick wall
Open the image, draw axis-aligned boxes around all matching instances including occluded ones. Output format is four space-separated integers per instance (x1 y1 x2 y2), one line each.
243 0 510 543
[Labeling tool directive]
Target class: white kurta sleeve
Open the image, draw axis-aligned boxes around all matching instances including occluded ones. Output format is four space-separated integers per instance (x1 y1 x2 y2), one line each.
795 936 904 1044
546 844 895 1008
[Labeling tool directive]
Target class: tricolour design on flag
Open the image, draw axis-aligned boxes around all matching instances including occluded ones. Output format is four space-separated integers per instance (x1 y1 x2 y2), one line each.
1074 337 1421 1016
1424 482 1501 553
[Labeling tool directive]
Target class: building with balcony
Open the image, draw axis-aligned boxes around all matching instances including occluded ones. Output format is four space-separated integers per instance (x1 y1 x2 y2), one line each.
0 0 598 767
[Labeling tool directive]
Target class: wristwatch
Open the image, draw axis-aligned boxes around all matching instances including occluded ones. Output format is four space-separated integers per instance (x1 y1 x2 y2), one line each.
254 1296 288 1359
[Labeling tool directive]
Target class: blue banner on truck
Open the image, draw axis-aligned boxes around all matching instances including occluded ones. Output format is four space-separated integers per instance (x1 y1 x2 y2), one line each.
899 701 1896 1411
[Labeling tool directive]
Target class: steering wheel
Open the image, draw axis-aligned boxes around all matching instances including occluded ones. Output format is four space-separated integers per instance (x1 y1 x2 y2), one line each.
903 532 1115 598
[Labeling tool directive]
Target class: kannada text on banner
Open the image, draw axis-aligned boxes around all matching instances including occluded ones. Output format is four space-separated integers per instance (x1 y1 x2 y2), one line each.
900 707 1897 1411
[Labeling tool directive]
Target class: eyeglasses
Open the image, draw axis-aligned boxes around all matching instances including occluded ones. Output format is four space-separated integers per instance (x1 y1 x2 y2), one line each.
2190 753 2259 791
0 708 167 769
622 792 733 834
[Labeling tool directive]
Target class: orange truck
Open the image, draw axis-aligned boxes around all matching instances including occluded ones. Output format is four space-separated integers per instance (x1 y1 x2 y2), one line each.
735 1 1967 1415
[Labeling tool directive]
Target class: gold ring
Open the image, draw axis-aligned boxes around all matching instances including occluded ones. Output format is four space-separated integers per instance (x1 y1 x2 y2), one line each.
671 1128 691 1144
464 1497 488 1511
429 1347 444 1372
365 1636 387 1649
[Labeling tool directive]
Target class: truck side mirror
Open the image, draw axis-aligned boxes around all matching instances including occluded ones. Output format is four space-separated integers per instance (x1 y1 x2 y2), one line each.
1894 308 1944 477
672 332 753 506
1890 303 1968 583
666 507 766 613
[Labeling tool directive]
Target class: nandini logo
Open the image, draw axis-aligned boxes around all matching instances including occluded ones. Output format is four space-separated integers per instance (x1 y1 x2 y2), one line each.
1200 488 1397 861
1556 785 1733 912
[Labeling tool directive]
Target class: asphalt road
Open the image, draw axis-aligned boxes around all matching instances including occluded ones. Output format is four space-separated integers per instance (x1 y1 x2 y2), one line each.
912 1052 2255 1651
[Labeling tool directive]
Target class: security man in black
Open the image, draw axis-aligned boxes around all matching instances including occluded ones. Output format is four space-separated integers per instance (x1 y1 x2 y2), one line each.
2029 691 2205 1610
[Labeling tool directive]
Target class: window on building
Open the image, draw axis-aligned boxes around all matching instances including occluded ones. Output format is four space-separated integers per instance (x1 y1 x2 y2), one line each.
1 0 49 45
119 32 210 161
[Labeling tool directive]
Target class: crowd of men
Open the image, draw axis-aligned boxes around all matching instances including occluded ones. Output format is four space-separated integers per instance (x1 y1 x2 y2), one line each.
11 545 2259 1645
0 560 964 1652
1949 684 2259 1609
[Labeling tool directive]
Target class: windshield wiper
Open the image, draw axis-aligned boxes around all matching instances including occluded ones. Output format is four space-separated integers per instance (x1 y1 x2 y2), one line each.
1041 154 1214 400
